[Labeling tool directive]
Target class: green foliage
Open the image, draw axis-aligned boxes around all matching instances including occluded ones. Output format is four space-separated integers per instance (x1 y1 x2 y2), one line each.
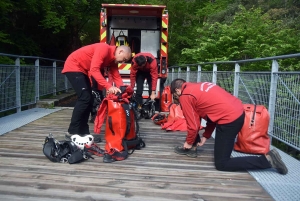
196 0 234 22
0 0 299 66
181 5 300 70
0 56 14 65
163 0 207 65
0 0 13 45
0 32 12 45
41 10 67 34
0 0 104 58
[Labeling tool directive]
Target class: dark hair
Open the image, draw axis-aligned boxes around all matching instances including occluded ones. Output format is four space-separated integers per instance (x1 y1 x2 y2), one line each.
170 79 186 94
134 55 147 66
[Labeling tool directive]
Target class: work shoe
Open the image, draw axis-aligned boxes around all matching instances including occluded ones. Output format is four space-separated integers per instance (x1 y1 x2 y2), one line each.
92 134 102 143
174 145 197 158
85 143 105 157
103 153 116 163
266 149 288 175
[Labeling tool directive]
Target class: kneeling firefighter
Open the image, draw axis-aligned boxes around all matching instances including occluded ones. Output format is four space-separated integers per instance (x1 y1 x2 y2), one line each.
130 53 158 116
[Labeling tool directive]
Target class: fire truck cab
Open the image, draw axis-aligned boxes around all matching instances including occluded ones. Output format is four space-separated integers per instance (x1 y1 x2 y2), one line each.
100 4 168 100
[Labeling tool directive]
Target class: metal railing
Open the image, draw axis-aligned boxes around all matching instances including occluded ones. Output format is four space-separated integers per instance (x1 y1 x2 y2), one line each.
0 53 70 113
167 53 300 151
1 52 299 151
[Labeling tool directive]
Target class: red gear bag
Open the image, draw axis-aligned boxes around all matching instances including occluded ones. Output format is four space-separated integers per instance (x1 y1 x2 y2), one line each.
161 104 187 131
234 104 270 154
94 86 145 161
160 86 172 112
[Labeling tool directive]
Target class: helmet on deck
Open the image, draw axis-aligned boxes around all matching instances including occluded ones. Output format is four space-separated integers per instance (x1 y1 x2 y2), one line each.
152 113 167 125
71 135 94 150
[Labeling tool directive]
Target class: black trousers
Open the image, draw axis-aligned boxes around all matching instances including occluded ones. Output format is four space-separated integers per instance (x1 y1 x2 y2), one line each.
64 72 93 135
135 71 152 105
214 112 271 171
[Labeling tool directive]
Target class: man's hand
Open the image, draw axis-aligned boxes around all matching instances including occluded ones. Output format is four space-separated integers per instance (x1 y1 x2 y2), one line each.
107 86 121 94
183 141 193 149
197 137 207 146
150 91 156 100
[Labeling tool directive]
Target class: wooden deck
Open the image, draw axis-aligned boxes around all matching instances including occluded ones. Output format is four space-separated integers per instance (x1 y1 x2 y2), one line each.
0 108 274 201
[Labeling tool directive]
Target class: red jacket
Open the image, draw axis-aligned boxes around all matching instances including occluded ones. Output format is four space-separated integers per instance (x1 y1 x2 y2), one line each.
179 82 244 144
62 43 123 89
130 53 158 91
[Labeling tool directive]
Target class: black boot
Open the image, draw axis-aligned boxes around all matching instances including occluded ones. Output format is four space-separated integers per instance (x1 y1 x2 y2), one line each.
103 153 116 163
174 145 197 158
266 149 288 175
91 134 102 143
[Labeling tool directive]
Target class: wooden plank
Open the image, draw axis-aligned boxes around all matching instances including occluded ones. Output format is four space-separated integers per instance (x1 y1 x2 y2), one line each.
0 108 274 201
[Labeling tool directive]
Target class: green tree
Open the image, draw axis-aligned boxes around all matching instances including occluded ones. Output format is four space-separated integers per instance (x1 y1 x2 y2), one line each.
0 0 13 46
0 0 299 64
182 6 300 70
37 0 104 56
0 0 105 59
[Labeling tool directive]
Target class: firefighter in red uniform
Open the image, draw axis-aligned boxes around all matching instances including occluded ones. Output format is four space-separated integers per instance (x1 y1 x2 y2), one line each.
130 53 158 109
62 43 132 141
170 78 288 175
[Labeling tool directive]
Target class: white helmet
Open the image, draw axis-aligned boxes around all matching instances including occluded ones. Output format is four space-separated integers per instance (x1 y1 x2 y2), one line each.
70 134 94 150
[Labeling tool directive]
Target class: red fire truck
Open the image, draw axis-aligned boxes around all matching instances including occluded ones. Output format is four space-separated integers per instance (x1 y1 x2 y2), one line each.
100 4 169 99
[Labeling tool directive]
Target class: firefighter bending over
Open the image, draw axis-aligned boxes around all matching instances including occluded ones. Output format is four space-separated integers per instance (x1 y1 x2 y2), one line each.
130 53 158 111
62 43 132 142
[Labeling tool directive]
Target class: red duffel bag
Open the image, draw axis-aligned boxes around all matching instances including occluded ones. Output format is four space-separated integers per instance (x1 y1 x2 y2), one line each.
160 86 172 112
234 104 270 154
161 103 187 131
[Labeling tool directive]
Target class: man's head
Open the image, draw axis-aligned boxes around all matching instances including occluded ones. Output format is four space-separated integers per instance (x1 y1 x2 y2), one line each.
134 55 147 67
170 79 186 99
114 45 132 64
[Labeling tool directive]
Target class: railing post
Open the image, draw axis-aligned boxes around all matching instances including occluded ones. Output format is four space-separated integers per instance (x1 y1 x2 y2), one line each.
212 64 217 84
233 63 240 97
15 58 21 113
53 61 57 96
186 66 190 82
268 60 279 143
35 59 40 102
211 63 218 138
197 65 201 82
178 67 181 79
167 68 169 84
64 74 69 92
172 67 174 81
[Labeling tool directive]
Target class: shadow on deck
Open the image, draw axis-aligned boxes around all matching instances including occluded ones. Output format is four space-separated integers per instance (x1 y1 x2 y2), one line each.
0 108 275 201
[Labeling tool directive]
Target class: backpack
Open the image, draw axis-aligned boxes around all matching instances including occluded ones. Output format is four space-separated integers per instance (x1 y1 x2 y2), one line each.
94 86 145 162
90 89 103 123
129 94 155 120
160 86 172 112
42 133 93 164
141 99 155 119
116 30 129 46
234 104 271 154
